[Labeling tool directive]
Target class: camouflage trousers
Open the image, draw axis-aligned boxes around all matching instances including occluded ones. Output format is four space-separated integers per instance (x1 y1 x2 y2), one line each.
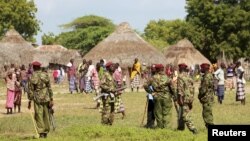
100 97 115 125
178 104 196 132
202 102 214 127
34 102 50 134
154 96 172 129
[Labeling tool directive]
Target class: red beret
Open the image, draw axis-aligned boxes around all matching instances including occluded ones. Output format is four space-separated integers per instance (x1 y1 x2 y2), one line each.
105 61 113 68
32 61 42 67
200 63 210 69
155 64 164 69
178 63 188 69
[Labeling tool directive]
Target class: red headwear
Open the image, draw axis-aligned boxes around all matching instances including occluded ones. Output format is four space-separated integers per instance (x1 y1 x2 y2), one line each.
155 64 164 69
32 61 42 67
178 63 188 69
105 61 113 68
200 63 210 69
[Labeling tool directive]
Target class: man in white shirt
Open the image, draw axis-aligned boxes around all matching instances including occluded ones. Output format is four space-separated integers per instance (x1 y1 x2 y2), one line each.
213 63 226 104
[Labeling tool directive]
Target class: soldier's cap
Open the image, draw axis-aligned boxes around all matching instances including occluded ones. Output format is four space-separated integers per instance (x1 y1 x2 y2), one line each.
105 61 113 68
32 61 42 67
155 64 164 69
200 63 210 69
178 63 188 69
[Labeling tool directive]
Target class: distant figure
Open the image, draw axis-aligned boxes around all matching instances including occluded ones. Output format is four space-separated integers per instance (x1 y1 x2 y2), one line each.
53 67 59 84
67 59 79 94
213 63 225 104
5 71 15 114
130 58 141 92
27 63 33 80
235 62 246 105
58 65 65 84
14 72 22 113
226 63 235 90
20 65 28 94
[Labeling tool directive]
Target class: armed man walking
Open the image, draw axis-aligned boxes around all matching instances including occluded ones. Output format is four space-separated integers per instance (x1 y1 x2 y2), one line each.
151 64 175 129
198 63 214 128
176 63 198 134
27 61 54 138
99 62 116 125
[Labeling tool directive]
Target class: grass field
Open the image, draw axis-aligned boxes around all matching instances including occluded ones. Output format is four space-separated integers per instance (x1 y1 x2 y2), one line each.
0 82 249 141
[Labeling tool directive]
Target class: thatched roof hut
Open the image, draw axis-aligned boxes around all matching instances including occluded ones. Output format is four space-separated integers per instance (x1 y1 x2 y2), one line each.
33 45 81 67
84 22 166 67
163 39 211 67
0 29 34 67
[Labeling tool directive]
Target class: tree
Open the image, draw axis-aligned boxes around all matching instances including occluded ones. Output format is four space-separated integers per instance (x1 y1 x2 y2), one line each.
0 0 40 41
42 32 56 45
143 19 197 50
55 15 115 54
186 0 250 61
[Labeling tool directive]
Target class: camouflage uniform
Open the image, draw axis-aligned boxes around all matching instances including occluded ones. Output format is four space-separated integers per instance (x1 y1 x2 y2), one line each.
177 73 197 133
152 72 174 129
99 71 116 125
28 70 53 135
198 72 214 128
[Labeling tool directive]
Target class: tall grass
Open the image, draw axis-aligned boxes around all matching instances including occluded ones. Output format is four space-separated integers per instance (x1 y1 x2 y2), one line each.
0 83 249 141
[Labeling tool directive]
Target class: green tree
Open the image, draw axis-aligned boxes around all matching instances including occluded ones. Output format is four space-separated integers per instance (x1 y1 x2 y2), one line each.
55 15 115 54
143 19 197 50
42 32 56 45
0 0 40 41
186 0 250 61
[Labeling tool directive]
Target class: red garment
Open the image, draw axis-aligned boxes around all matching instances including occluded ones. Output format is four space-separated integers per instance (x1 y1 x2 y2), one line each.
53 70 59 78
67 65 77 79
165 67 172 77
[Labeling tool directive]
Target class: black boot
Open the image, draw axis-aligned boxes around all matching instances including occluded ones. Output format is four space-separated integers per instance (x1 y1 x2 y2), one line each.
131 88 133 92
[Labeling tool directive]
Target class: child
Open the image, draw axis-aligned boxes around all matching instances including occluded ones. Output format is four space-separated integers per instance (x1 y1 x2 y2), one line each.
14 73 22 113
5 72 15 114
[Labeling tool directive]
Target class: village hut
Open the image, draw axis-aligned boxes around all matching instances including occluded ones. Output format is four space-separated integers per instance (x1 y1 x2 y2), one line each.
33 45 81 68
163 39 211 67
83 22 167 68
0 29 34 68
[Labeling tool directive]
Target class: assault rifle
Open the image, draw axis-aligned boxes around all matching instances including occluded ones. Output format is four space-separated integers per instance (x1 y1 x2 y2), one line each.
93 86 127 101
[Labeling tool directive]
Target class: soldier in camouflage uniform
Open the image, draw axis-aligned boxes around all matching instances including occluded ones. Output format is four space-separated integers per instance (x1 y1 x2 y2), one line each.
198 63 214 128
151 64 175 129
176 63 198 134
27 61 53 138
99 62 116 125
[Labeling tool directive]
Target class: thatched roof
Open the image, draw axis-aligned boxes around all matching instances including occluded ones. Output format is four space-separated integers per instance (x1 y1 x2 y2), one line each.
83 22 166 67
33 45 81 67
35 45 68 52
0 29 34 67
163 39 211 67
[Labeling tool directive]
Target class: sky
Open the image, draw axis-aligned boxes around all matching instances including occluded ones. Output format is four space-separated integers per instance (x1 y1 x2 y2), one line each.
34 0 187 45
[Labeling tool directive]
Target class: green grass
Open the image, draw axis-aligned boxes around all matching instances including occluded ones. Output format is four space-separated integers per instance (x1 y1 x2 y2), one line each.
0 83 249 141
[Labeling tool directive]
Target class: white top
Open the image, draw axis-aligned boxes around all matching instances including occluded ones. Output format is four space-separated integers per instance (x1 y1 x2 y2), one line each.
214 68 225 85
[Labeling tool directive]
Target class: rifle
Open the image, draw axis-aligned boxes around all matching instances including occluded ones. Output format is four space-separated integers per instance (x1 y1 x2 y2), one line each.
49 108 56 131
93 86 127 101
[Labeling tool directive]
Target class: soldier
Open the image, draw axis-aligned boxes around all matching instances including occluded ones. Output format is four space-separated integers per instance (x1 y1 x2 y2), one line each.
151 64 175 129
99 62 116 125
198 63 214 128
143 64 157 128
27 61 54 138
176 63 198 134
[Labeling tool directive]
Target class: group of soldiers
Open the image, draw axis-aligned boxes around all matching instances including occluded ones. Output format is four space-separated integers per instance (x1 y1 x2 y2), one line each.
141 63 214 134
1 59 216 138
